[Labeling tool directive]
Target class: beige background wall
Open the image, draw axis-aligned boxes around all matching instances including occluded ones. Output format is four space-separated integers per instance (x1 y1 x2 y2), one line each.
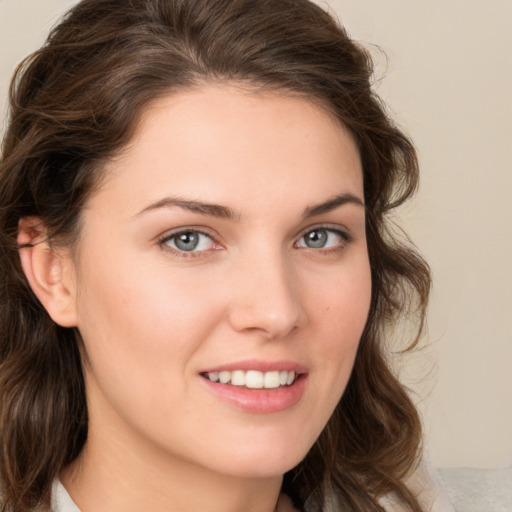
1 0 511 469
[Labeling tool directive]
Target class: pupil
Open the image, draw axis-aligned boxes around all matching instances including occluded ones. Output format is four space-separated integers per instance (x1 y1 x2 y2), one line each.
306 230 327 248
175 232 199 251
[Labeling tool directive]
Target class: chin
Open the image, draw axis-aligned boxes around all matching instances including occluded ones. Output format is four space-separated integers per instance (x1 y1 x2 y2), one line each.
202 434 315 479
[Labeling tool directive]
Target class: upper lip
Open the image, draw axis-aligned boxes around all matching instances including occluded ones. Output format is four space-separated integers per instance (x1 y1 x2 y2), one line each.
200 359 308 374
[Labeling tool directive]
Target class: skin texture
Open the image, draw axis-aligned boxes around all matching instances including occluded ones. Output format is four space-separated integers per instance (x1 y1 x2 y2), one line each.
20 85 371 512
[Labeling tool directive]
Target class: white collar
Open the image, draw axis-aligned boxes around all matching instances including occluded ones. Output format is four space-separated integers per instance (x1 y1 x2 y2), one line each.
51 480 81 512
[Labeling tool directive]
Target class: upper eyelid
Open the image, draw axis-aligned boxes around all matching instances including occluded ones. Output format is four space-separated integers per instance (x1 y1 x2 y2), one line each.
295 223 352 241
156 226 219 243
295 227 351 248
157 228 221 257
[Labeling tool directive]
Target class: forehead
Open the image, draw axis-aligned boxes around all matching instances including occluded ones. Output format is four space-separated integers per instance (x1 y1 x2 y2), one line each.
90 84 363 216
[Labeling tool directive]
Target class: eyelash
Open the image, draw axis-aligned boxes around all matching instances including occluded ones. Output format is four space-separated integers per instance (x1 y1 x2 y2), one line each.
157 225 353 259
295 226 353 254
157 228 220 258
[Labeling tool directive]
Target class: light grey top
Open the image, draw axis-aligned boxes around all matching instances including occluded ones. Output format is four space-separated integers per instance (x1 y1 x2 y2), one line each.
437 465 512 512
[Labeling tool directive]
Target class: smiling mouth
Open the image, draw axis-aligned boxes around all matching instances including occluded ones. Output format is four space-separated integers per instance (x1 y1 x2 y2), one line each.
201 370 298 389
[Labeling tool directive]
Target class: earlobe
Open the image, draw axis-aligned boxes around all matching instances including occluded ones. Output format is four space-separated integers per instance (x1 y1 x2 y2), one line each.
17 217 78 328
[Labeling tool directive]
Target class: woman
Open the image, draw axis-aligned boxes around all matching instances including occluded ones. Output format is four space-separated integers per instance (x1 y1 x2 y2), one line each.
0 0 436 511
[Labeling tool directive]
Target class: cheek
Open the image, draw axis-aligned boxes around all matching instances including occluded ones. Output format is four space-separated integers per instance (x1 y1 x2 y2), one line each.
74 264 230 447
74 254 224 393
309 259 372 384
78 243 217 333
313 258 372 337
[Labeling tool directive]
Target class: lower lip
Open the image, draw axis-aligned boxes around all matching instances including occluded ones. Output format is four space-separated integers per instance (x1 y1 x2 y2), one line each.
200 375 307 413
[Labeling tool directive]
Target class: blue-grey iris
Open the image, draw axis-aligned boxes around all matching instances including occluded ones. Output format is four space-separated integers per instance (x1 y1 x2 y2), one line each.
175 232 200 251
304 230 328 248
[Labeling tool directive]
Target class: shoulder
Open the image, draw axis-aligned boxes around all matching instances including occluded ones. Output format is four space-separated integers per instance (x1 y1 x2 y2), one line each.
380 461 455 512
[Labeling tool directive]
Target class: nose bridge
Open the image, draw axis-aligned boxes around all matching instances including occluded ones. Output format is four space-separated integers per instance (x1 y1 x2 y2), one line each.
228 245 305 338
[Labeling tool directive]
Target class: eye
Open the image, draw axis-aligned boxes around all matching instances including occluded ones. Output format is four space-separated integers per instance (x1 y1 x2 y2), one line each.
296 228 349 250
161 230 216 253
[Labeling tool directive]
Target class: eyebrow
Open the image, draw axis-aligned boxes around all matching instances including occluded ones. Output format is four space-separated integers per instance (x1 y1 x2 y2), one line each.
134 192 364 221
302 193 365 218
135 197 239 221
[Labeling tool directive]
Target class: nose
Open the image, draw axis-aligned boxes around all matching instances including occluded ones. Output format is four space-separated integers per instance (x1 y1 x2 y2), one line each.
227 251 307 340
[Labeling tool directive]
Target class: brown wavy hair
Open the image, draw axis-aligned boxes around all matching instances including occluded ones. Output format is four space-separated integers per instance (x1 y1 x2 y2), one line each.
0 0 431 510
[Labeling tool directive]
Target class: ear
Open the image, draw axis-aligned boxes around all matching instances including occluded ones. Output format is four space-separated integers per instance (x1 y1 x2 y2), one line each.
18 217 78 328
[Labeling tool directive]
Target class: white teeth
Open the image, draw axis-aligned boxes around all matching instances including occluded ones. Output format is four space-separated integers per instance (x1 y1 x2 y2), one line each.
208 372 219 382
231 370 245 386
245 370 263 389
219 371 230 384
264 371 280 389
206 370 298 388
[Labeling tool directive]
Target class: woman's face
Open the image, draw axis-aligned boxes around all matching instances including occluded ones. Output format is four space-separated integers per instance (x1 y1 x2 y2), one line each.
67 84 371 478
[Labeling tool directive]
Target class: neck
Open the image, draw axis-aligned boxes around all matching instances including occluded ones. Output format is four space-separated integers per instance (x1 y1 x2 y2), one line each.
61 423 285 512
